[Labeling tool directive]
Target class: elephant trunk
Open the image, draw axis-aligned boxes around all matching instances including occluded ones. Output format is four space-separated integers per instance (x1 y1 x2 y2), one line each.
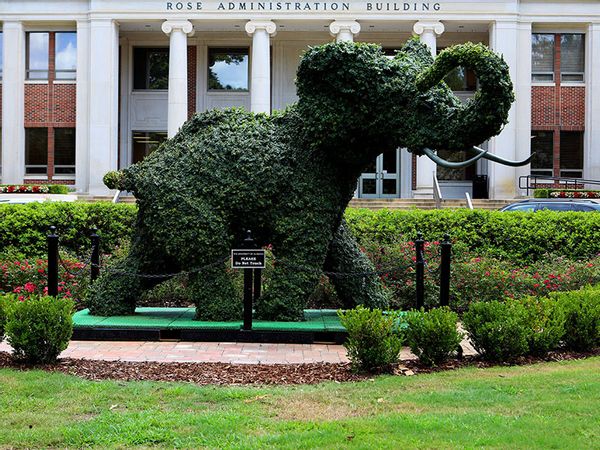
415 42 515 152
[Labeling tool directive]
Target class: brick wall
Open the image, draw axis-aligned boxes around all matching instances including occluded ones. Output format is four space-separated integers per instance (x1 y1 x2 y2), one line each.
560 87 585 129
23 31 77 181
531 86 556 128
188 45 197 118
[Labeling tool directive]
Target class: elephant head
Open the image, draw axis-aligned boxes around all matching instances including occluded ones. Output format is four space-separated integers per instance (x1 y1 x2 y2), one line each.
295 39 531 170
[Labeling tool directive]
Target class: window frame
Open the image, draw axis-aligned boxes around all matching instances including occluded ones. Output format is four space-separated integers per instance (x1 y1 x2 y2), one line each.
132 46 170 91
26 32 50 80
531 33 556 83
207 47 250 92
54 31 77 81
559 33 585 84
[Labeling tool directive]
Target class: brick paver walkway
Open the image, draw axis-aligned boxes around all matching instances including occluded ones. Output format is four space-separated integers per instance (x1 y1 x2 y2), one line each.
0 339 477 364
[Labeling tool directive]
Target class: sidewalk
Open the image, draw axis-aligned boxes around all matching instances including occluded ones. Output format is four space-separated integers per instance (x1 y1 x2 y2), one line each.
0 340 477 364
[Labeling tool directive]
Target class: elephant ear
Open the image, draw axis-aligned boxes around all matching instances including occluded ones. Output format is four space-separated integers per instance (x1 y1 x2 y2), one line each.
295 42 395 155
414 42 515 151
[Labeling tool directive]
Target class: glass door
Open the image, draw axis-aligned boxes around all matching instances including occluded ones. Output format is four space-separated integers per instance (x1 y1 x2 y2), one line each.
358 149 400 198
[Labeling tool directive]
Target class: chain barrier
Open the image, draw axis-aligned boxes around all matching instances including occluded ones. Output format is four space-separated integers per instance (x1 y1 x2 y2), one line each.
101 254 231 279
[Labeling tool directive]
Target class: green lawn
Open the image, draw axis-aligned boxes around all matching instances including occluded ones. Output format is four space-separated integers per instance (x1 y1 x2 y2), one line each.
1 358 599 449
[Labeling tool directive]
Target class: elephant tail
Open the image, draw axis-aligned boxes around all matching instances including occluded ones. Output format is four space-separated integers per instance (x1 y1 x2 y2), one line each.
103 169 136 192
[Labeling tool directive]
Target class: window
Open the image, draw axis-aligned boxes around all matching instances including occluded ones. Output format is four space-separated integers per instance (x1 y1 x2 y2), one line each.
132 131 168 163
560 131 583 177
27 32 49 80
532 34 555 82
531 131 554 176
208 48 249 91
55 32 77 80
25 128 48 175
560 34 585 83
54 128 76 175
133 47 169 90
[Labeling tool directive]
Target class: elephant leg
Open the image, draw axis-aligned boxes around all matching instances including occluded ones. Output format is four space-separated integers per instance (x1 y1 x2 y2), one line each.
255 227 330 322
189 264 240 321
87 234 177 316
324 219 390 310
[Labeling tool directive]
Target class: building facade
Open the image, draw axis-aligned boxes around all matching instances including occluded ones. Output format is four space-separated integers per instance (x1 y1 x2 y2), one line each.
1 0 599 198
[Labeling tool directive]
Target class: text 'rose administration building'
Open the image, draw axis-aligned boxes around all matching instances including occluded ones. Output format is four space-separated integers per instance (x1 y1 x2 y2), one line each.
1 0 599 198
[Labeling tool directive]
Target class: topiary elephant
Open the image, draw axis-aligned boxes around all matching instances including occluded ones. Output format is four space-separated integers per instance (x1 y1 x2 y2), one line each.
88 38 529 321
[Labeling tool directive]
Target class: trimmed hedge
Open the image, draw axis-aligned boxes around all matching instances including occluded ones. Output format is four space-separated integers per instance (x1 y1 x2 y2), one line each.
0 202 137 257
345 208 600 261
551 286 600 351
2 204 600 262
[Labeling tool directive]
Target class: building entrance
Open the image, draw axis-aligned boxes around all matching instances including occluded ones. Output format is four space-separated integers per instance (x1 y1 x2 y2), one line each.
358 149 400 198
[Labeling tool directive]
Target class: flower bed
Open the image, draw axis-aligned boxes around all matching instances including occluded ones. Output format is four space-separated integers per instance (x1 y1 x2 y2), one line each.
0 184 70 194
534 188 600 199
0 258 88 304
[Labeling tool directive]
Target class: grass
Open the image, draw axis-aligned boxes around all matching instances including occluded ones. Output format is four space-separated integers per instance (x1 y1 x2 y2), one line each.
0 357 599 449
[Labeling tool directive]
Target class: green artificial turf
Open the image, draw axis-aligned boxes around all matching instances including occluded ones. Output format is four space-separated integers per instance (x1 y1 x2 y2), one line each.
74 308 342 332
0 357 598 448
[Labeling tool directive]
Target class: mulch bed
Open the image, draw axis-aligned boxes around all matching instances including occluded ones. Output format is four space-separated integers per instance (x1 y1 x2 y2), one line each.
0 349 598 386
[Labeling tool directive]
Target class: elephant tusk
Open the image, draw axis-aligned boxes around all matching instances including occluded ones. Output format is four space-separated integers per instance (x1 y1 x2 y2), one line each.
422 147 489 169
469 146 535 167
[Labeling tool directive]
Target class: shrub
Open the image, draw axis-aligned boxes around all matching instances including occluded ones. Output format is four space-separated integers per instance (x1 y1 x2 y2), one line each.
551 286 600 351
0 202 137 258
519 295 565 355
405 307 463 366
462 300 530 361
0 295 8 341
338 306 403 373
345 208 600 262
4 295 74 364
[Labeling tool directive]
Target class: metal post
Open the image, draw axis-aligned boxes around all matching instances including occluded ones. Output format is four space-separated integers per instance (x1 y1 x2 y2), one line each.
253 268 262 301
440 233 452 307
90 228 100 282
415 232 425 309
47 226 59 297
243 230 254 331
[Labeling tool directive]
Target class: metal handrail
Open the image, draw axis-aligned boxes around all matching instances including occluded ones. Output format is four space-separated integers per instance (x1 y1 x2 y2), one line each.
433 171 442 209
519 175 600 195
465 192 474 210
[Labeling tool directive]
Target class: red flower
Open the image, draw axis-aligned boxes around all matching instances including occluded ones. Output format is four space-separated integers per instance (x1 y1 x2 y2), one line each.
24 282 36 293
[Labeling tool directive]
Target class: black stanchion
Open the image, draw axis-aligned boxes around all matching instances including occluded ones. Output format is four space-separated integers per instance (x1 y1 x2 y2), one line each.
243 230 255 331
47 226 59 297
90 228 100 282
439 233 452 307
253 268 262 301
415 232 425 309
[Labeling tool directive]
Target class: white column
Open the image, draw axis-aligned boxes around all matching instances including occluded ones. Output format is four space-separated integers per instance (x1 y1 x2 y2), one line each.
162 20 194 138
488 20 519 199
75 20 90 193
88 19 120 195
413 21 444 198
413 21 444 56
245 20 276 114
1 21 25 184
584 23 600 183
514 22 533 195
329 21 361 43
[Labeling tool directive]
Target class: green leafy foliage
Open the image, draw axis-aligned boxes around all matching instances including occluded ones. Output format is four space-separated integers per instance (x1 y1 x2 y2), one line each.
346 208 600 262
405 307 463 366
462 301 530 361
3 295 74 364
338 306 403 373
551 286 600 351
518 295 565 356
0 202 136 259
0 295 7 341
90 40 514 320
